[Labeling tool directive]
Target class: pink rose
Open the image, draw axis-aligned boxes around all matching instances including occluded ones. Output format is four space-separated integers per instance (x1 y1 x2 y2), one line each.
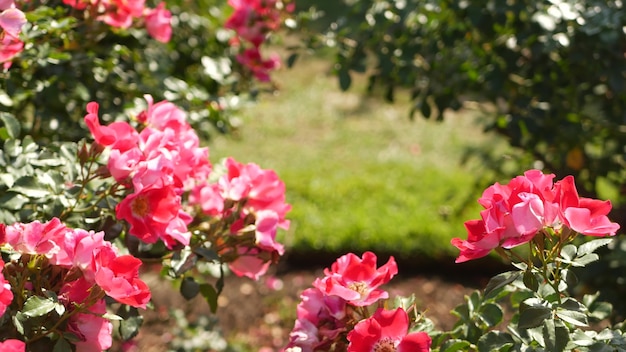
313 251 397 306
347 308 431 352
144 2 171 43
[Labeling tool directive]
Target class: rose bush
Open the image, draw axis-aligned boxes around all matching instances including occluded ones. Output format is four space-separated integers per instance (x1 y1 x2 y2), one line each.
0 0 295 350
284 170 625 352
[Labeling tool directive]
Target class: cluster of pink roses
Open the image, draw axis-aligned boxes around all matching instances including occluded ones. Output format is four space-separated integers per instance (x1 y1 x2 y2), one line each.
0 0 26 69
85 96 291 280
85 95 212 249
0 218 150 351
225 0 294 81
62 0 172 43
284 251 431 352
451 169 621 263
189 157 291 280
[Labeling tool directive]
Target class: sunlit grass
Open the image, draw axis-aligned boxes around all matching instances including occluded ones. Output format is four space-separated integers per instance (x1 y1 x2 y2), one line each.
208 56 513 260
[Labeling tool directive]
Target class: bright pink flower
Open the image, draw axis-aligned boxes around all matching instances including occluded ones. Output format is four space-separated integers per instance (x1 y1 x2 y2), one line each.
347 308 432 352
554 176 620 236
116 183 181 244
0 34 23 68
451 170 561 262
0 339 25 351
99 0 145 28
236 48 280 82
62 0 88 10
0 260 13 317
450 219 500 263
144 2 171 43
313 252 398 306
222 157 291 227
94 248 151 308
84 102 139 152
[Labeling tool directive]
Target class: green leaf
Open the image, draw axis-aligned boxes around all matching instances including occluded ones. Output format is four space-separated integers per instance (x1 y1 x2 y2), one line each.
52 337 72 352
180 277 200 300
0 192 29 210
484 271 520 297
22 295 56 317
560 244 577 262
542 319 570 352
338 69 352 91
193 247 219 262
479 303 504 327
556 308 588 327
0 113 20 139
199 283 219 314
9 176 50 198
578 238 613 256
286 53 299 68
477 331 515 351
571 330 596 347
523 270 539 291
519 298 552 329
119 315 143 341
571 253 600 267
440 339 471 352
169 248 197 277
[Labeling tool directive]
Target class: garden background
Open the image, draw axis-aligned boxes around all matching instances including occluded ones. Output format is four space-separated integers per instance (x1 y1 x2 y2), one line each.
1 0 626 351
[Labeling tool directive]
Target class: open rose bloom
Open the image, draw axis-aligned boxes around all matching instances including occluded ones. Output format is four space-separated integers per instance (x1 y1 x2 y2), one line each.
284 252 429 351
0 218 150 349
451 169 620 263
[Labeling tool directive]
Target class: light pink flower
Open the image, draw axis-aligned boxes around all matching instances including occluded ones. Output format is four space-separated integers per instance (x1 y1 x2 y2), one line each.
0 218 66 256
67 299 113 352
0 7 26 38
285 287 347 352
250 209 284 254
227 247 272 280
189 181 224 216
313 251 398 306
347 308 432 352
144 2 171 43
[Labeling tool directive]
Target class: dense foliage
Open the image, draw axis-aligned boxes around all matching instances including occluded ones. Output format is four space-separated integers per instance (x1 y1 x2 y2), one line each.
292 0 626 226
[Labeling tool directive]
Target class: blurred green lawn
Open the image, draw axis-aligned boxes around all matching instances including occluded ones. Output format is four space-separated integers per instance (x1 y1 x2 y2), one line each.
208 56 514 262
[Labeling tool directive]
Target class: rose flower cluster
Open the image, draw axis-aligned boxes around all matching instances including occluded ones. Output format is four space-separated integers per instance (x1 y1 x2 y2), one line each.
0 0 26 69
62 0 172 42
0 218 150 351
451 169 620 263
284 251 432 352
225 0 295 81
85 96 291 280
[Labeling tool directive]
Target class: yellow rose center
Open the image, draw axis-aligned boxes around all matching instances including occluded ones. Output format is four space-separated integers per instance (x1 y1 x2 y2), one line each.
374 338 396 352
131 195 150 218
